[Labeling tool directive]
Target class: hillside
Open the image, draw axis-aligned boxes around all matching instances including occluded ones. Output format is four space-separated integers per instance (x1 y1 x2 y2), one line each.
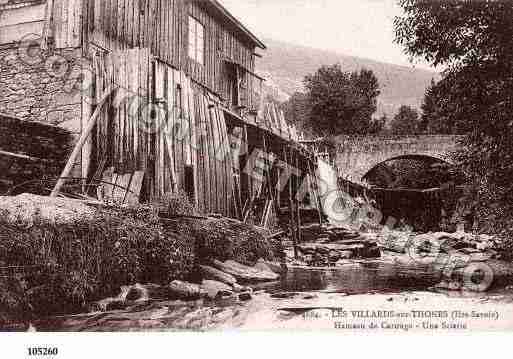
256 38 440 118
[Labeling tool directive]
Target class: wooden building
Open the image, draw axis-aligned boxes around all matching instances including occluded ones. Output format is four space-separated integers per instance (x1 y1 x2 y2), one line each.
0 0 324 230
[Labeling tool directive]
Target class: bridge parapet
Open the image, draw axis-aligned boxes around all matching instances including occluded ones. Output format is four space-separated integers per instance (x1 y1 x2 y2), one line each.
336 135 462 184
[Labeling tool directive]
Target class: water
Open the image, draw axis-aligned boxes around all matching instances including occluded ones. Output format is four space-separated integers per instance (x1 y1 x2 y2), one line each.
256 261 442 295
22 260 513 331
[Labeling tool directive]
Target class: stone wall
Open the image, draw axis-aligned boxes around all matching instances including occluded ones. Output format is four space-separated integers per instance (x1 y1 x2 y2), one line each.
0 44 83 134
336 135 462 184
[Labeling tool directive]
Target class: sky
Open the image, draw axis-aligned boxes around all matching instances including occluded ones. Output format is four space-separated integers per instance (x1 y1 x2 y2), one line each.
221 0 434 70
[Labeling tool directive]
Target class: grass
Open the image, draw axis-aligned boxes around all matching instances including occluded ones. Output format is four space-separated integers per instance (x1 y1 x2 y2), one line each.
0 204 195 323
0 192 275 323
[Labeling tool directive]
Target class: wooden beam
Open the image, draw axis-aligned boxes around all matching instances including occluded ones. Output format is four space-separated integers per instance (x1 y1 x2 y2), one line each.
295 152 302 244
51 88 115 198
0 150 42 162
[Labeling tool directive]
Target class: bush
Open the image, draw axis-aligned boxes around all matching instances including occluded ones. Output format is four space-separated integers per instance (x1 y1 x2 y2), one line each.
186 218 275 266
0 205 195 322
0 193 275 323
153 191 197 218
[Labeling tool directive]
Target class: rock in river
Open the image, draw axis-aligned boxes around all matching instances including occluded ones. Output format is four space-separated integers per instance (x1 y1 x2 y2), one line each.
168 280 207 300
212 259 279 283
198 264 238 285
201 280 233 300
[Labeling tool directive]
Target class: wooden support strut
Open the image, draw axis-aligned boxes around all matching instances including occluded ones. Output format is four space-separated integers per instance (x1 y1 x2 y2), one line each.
51 89 116 198
295 153 302 245
286 146 298 259
307 159 324 226
261 132 277 228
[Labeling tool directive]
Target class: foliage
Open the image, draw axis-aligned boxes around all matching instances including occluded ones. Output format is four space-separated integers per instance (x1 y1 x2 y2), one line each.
368 114 388 135
303 65 381 136
389 105 420 135
0 205 195 322
184 218 274 266
282 92 315 138
420 79 444 134
366 159 462 190
395 1 513 242
153 190 198 218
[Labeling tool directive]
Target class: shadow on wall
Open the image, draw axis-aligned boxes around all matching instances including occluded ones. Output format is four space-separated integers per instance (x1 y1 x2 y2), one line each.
0 114 74 196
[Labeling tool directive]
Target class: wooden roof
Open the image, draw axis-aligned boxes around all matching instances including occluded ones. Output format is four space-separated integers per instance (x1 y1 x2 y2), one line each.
203 0 266 50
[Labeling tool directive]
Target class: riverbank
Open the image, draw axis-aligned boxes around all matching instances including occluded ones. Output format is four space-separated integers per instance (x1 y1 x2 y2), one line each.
3 194 513 332
0 194 278 325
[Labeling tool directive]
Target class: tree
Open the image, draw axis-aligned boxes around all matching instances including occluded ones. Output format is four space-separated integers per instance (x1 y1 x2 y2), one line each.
367 114 387 135
395 1 513 243
303 65 380 136
281 92 314 138
390 105 420 135
420 79 439 134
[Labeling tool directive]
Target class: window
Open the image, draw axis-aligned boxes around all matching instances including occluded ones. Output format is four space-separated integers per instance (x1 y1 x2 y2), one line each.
188 16 204 65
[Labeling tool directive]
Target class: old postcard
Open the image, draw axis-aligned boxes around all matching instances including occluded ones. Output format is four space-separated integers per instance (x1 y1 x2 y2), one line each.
1 0 513 350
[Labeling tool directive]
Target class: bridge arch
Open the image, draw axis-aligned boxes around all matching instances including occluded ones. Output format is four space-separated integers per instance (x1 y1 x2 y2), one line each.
336 135 461 184
362 154 453 189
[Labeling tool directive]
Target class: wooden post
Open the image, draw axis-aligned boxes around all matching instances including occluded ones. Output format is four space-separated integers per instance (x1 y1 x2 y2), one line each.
262 133 278 217
51 89 115 198
308 159 324 226
287 146 298 259
295 152 302 245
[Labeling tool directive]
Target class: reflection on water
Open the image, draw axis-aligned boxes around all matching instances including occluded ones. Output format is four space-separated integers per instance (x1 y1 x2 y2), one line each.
257 262 443 295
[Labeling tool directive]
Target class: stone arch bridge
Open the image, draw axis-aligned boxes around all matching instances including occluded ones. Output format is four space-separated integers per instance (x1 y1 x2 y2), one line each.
336 135 462 184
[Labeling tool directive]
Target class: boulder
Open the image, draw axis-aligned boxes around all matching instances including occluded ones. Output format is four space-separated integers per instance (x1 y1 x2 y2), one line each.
201 280 233 300
215 292 239 306
121 283 174 302
316 236 332 244
91 284 164 312
231 283 245 292
238 292 252 301
255 259 287 275
125 285 148 302
105 300 129 311
271 292 300 299
198 264 237 285
254 259 273 273
212 259 279 283
328 250 341 262
339 251 353 260
265 261 288 275
299 243 366 253
167 280 207 300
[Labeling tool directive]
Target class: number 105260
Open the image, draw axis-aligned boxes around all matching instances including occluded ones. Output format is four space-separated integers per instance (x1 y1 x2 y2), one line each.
28 347 59 356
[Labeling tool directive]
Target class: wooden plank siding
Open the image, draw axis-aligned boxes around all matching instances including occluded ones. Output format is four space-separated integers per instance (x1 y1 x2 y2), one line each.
83 0 182 67
2 1 324 227
47 0 82 48
82 0 258 109
45 0 297 219
187 1 257 111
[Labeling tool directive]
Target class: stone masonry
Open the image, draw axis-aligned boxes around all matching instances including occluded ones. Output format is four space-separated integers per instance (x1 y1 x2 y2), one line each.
0 44 83 133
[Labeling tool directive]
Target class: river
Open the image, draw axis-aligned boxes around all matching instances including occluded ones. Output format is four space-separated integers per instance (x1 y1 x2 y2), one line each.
27 256 513 332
